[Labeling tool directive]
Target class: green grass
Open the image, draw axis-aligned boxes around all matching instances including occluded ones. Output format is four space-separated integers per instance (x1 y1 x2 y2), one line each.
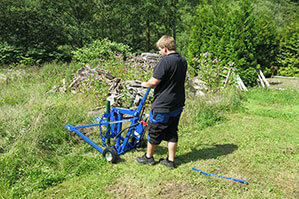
0 66 298 198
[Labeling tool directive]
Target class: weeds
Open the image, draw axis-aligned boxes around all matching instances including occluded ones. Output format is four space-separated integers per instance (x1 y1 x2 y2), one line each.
189 53 237 91
0 62 298 198
37 53 152 108
182 87 244 130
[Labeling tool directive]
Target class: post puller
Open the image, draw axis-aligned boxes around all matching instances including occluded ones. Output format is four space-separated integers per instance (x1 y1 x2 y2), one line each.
65 88 151 163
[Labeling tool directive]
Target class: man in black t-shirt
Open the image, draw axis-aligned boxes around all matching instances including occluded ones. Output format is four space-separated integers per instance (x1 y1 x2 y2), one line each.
136 35 187 169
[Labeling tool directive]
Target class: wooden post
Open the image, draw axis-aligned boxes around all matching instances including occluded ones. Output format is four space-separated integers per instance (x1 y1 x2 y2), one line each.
257 74 265 88
236 74 248 91
259 70 270 87
224 68 232 87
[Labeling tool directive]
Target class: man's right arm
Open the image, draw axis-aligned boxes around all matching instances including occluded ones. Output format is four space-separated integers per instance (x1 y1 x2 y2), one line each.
141 77 161 88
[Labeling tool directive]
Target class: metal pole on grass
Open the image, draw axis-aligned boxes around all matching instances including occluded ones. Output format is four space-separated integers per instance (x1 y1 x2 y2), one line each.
106 100 110 145
192 168 248 184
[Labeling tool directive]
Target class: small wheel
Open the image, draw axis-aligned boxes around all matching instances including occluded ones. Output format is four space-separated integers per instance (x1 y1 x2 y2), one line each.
103 147 118 163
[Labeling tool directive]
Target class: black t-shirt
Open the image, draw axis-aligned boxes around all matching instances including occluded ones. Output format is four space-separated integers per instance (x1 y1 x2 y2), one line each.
152 53 187 113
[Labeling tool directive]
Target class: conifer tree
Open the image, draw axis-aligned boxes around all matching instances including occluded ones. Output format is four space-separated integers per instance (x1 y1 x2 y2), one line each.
188 0 279 85
277 21 299 76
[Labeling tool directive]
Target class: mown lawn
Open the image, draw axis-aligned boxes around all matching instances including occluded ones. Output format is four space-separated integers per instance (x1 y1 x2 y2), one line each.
0 68 298 198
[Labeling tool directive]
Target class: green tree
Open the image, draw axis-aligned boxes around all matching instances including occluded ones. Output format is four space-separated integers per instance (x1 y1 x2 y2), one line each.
254 14 279 76
277 21 299 77
40 0 99 48
0 0 68 64
187 0 279 85
254 0 299 31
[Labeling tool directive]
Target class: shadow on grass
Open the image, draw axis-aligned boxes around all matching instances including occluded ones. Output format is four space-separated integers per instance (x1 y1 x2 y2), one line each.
175 144 238 167
118 144 237 165
269 82 282 85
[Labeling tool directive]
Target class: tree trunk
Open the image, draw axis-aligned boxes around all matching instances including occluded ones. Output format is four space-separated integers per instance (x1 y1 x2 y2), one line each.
146 18 150 51
173 0 177 41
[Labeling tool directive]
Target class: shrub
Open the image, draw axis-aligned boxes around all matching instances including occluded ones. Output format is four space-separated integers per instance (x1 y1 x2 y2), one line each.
189 53 237 91
188 0 279 86
0 42 22 65
277 21 299 77
72 39 132 66
0 42 62 66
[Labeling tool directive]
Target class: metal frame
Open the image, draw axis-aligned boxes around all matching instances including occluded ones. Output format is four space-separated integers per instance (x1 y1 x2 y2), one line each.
65 88 150 160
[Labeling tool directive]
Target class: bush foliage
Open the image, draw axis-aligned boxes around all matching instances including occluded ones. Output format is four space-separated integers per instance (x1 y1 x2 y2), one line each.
0 0 298 83
72 39 132 66
189 53 237 91
188 0 279 85
276 21 299 77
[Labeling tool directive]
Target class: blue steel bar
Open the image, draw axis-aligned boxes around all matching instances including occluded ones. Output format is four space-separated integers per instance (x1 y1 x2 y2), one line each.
65 124 104 153
71 123 102 129
136 88 151 114
74 118 135 129
192 168 248 184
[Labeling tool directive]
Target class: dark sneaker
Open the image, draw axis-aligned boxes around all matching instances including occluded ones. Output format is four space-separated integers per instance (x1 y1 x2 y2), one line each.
136 153 155 165
159 158 175 169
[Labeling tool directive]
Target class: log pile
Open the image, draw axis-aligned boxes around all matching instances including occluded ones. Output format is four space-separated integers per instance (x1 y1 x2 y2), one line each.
47 65 112 94
192 76 209 96
47 64 246 107
47 65 150 107
140 52 160 67
107 79 149 108
47 53 249 108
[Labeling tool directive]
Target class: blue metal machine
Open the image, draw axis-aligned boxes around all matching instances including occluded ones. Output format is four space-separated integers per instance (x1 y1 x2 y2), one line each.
65 88 151 163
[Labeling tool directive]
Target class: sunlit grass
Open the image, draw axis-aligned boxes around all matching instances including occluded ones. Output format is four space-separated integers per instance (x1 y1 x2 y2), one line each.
0 65 298 198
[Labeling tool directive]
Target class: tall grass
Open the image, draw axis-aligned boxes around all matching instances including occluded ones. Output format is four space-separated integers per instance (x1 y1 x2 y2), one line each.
181 87 244 131
0 66 106 198
0 63 298 198
0 56 154 197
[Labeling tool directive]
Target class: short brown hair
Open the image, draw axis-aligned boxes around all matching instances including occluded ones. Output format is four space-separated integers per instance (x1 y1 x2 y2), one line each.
156 35 176 51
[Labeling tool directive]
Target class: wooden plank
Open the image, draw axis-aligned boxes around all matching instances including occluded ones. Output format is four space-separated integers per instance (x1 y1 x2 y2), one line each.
273 76 297 79
259 70 270 87
224 68 232 87
258 74 265 88
236 74 248 91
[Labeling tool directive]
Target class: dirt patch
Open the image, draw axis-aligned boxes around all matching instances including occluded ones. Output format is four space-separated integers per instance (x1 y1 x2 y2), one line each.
154 181 200 199
70 125 97 143
105 175 201 199
266 77 299 92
